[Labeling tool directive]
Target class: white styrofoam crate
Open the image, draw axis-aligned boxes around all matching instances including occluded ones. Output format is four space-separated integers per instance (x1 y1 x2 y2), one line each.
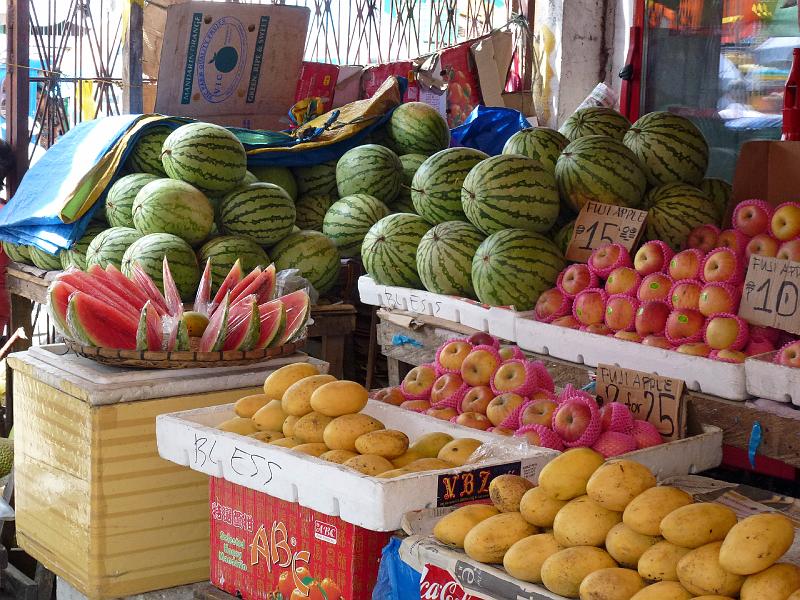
156 399 559 531
515 317 749 401
745 351 800 406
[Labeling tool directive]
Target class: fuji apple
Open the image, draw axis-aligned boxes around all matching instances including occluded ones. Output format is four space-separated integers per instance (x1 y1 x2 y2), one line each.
592 431 637 457
552 398 601 447
486 393 525 427
589 243 631 277
573 288 608 326
702 248 740 284
669 280 702 310
744 336 775 356
631 420 662 448
746 233 779 258
710 349 746 363
637 273 673 302
426 406 459 420
498 345 525 361
776 340 800 367
455 411 492 430
534 288 570 322
641 335 673 349
460 386 494 414
600 402 634 433
770 202 800 241
401 365 437 400
491 359 539 396
489 426 515 436
582 323 612 335
733 199 773 237
635 301 671 336
437 340 472 372
634 240 674 276
698 282 738 317
705 314 748 351
686 223 721 252
401 399 431 412
665 309 704 343
777 239 800 262
605 267 642 296
520 399 559 427
668 249 704 280
717 228 750 254
614 331 643 342
604 294 639 331
675 342 711 357
552 315 580 329
430 373 468 406
559 263 597 297
750 325 781 344
373 387 405 406
460 346 501 387
514 424 565 450
467 332 496 347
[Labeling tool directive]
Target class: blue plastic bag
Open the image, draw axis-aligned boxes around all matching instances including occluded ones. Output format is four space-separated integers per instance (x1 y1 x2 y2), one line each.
450 105 531 156
372 537 421 600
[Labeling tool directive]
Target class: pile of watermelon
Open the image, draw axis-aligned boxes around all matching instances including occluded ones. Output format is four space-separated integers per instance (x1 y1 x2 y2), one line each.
46 257 310 353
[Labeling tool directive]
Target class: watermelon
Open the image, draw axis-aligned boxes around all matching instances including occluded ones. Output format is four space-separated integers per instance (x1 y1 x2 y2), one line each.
274 290 310 346
242 172 259 185
645 183 720 250
623 111 709 186
86 227 142 269
219 183 296 245
161 122 247 193
222 295 261 351
132 179 214 246
555 135 647 212
295 194 335 231
412 148 487 224
194 259 212 315
126 125 171 176
105 173 159 228
60 225 106 270
174 319 190 351
199 293 230 352
271 230 341 294
292 161 338 197
700 177 732 218
67 291 138 349
416 221 485 297
552 219 575 255
322 194 390 258
336 144 403 204
471 229 566 310
462 155 560 235
502 127 569 173
102 264 151 310
365 125 399 153
128 262 170 315
250 166 298 200
395 153 426 212
29 246 63 271
212 259 243 310
387 102 450 155
361 213 431 287
121 233 200 299
2 242 31 265
230 264 275 306
559 107 631 142
47 280 76 336
199 236 270 291
59 268 141 318
255 299 286 349
136 301 163 351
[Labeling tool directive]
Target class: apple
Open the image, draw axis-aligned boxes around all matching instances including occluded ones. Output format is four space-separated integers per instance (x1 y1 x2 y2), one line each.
461 385 494 414
437 340 472 372
498 345 524 361
489 426 515 436
637 273 673 302
669 280 702 310
373 387 405 406
573 288 608 326
776 340 800 367
552 315 580 328
467 332 496 347
665 308 704 344
668 249 704 280
605 267 641 295
427 406 459 420
558 263 597 297
604 294 639 331
514 425 564 450
733 199 773 237
704 314 748 351
702 248 740 284
401 399 431 412
750 325 781 344
552 399 600 446
520 399 558 427
430 372 467 404
746 233 779 258
614 331 643 342
676 342 711 357
635 300 670 336
492 360 537 396
686 223 721 252
455 411 492 430
600 402 634 433
582 323 612 335
400 364 438 399
529 389 556 402
460 348 501 387
589 243 631 278
698 282 738 317
634 240 674 276
717 228 750 254
641 334 673 349
534 288 569 322
745 336 775 356
777 239 800 262
711 349 747 363
486 393 525 426
770 202 800 241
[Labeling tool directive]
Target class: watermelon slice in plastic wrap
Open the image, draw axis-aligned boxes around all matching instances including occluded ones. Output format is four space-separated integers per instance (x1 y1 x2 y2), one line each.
199 293 230 352
162 256 182 317
87 264 147 311
255 299 286 349
104 264 150 308
228 267 261 304
129 263 169 315
230 266 275 309
136 301 163 351
222 294 260 351
257 263 276 303
67 291 138 349
47 280 76 337
193 259 212 316
58 269 140 319
273 290 310 346
175 319 190 351
211 259 243 312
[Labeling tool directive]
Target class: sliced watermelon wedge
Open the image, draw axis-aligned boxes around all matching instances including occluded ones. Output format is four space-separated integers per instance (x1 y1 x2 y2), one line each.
47 280 76 337
162 256 182 317
255 299 286 349
199 292 230 352
194 259 212 316
59 269 140 319
136 301 163 351
222 294 261 351
67 291 138 349
129 263 169 316
230 267 273 309
227 267 261 305
272 290 310 346
212 259 243 312
258 263 277 304
104 264 150 308
175 319 190 351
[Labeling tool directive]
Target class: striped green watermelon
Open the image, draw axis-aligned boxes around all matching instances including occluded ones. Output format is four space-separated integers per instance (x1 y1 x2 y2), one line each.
60 225 106 270
250 166 298 200
462 155 560 235
365 126 399 153
121 233 200 299
412 148 487 225
336 144 403 204
472 229 565 310
362 213 431 288
395 153 426 213
219 183 296 245
295 194 336 231
86 227 142 269
126 125 171 176
323 194 390 258
700 177 732 218
645 183 720 250
2 242 31 265
132 179 214 246
417 221 484 297
161 122 247 193
559 107 631 142
387 102 450 155
242 171 259 185
198 236 270 292
29 246 63 271
502 127 569 173
552 219 575 255
292 161 338 197
105 173 160 228
271 230 341 294
555 135 647 212
623 112 709 186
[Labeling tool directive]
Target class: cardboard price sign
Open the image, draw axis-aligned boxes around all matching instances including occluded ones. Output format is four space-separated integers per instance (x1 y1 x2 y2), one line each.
596 364 686 441
566 201 648 262
739 254 800 335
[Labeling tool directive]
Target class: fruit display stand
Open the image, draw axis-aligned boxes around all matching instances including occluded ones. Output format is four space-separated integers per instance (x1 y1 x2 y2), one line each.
745 351 800 407
5 344 326 600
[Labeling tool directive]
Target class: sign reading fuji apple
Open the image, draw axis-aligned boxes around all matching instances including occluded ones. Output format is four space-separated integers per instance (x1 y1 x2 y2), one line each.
566 201 648 262
739 254 800 335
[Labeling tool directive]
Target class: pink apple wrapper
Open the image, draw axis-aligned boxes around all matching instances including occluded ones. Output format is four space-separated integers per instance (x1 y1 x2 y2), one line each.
636 240 675 275
499 399 530 430
572 287 609 326
664 309 705 346
531 360 555 393
668 278 703 310
745 337 776 356
490 358 542 397
774 339 800 365
703 312 749 351
719 228 751 255
750 325 781 344
514 424 565 451
435 338 473 375
430 382 470 410
556 267 599 299
400 363 437 401
684 224 722 251
637 273 674 302
501 345 527 360
601 402 635 433
535 288 573 322
636 300 670 335
605 293 640 332
592 431 637 457
588 243 633 279
631 420 663 449
515 393 558 429
701 247 743 285
605 268 642 296
552 397 602 448
669 248 706 280
708 349 745 363
557 384 595 406
734 199 774 235
700 281 741 314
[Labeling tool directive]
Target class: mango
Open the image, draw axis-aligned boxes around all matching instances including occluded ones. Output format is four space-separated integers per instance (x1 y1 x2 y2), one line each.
405 458 452 472
502 533 561 583
354 429 409 459
310 380 368 416
489 475 534 513
282 415 299 437
281 374 336 417
740 563 800 600
319 449 358 464
376 468 412 479
437 438 482 466
630 582 693 600
519 486 568 528
538 447 604 501
586 459 656 511
605 522 660 568
540 546 617 597
270 436 302 448
660 503 737 548
463 512 538 563
293 411 334 444
293 443 329 457
323 413 385 451
433 504 500 548
234 393 272 418
217 417 258 435
343 454 394 476
579 568 645 600
676 541 745 597
252 399 288 431
263 362 320 399
247 430 284 443
638 541 691 582
623 486 693 536
553 494 622 547
409 432 454 458
719 512 795 575
392 450 424 468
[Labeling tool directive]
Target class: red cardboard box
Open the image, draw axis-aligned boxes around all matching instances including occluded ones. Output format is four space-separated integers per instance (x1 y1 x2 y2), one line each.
440 42 482 127
295 62 340 114
363 61 420 102
210 477 390 600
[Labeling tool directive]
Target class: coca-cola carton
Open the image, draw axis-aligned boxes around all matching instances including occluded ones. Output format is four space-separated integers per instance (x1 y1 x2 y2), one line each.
420 565 481 600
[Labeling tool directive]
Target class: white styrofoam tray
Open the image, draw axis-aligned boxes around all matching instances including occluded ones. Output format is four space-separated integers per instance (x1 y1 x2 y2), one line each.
156 399 559 531
515 317 749 401
358 275 522 341
745 351 800 406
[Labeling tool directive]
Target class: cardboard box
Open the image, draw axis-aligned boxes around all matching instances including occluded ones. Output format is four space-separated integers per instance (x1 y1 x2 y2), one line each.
730 140 800 223
363 61 419 102
332 66 364 108
154 2 310 130
210 477 389 600
295 62 340 114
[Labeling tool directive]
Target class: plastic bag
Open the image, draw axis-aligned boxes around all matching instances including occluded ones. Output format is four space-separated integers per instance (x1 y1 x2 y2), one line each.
275 269 319 305
450 105 531 156
372 537 421 600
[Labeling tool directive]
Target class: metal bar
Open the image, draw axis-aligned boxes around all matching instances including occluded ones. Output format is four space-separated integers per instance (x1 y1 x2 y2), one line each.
6 0 31 195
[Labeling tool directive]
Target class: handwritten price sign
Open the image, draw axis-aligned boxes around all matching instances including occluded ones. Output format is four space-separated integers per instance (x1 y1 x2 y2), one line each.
596 364 685 441
566 201 648 262
739 255 800 335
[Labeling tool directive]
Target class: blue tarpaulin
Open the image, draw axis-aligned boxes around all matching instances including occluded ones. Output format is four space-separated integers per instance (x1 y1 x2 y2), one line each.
451 105 531 155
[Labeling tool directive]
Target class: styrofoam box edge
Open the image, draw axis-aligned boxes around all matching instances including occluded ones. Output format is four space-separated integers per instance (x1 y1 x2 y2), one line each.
515 317 749 401
156 399 559 531
745 351 799 406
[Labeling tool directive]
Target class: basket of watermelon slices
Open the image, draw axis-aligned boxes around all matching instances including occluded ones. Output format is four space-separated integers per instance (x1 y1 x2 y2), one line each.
46 256 311 368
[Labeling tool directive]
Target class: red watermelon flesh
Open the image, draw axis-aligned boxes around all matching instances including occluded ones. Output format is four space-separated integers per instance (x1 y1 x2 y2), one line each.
48 280 76 336
273 290 310 346
222 294 260 351
162 256 182 317
59 270 140 319
212 259 243 311
230 267 273 308
129 263 169 315
227 267 261 306
199 293 230 352
67 291 138 349
258 263 276 304
136 301 163 351
103 264 149 308
194 259 212 316
164 309 183 352
255 299 286 349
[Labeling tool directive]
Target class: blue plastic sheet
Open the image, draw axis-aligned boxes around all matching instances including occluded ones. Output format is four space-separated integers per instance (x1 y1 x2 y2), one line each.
372 537 421 600
450 105 531 156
